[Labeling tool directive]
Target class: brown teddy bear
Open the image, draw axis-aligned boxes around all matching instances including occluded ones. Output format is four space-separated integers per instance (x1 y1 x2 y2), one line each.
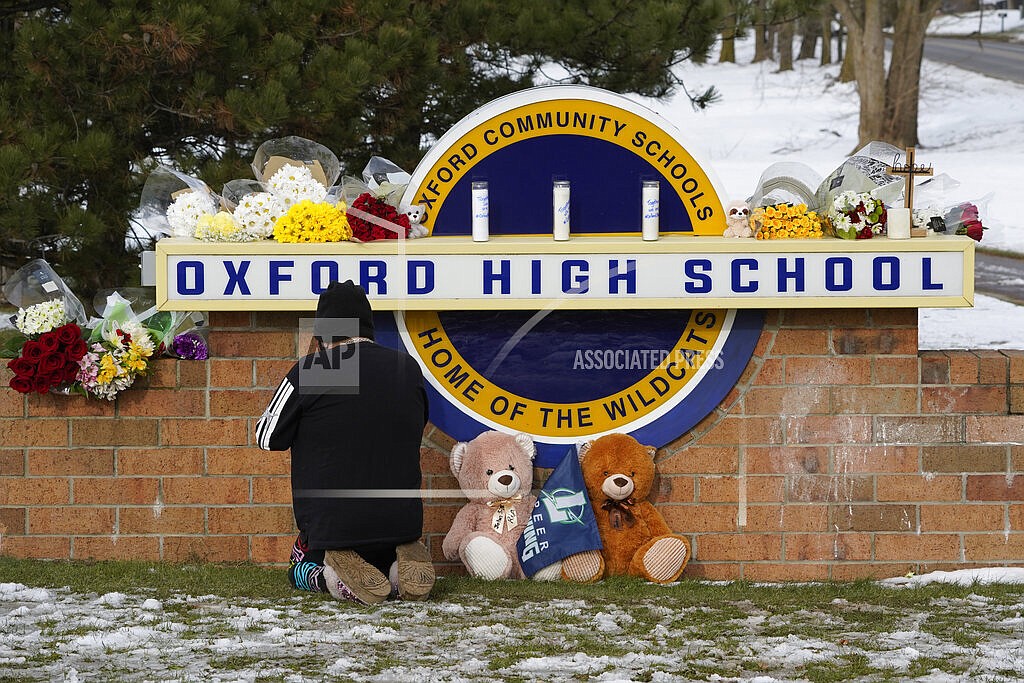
561 433 690 584
442 430 560 580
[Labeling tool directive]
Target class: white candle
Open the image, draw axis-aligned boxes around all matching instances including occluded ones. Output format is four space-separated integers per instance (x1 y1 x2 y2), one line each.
553 180 571 241
887 207 911 239
471 181 489 242
641 180 660 241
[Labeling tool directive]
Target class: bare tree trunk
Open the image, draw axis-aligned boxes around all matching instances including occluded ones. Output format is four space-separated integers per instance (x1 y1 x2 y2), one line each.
884 0 941 147
838 40 855 81
719 0 738 64
752 0 770 62
798 15 819 60
835 0 887 147
820 5 833 65
779 19 795 70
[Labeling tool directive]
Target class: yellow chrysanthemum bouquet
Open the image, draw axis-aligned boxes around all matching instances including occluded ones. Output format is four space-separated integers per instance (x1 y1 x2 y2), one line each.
751 203 824 240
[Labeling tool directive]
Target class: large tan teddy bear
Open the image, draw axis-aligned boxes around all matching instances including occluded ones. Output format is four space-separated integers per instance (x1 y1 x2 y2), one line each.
442 430 561 580
562 433 690 584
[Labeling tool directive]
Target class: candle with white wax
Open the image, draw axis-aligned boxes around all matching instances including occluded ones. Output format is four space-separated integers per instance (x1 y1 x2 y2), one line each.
887 207 911 239
471 181 489 242
553 180 571 241
641 180 660 241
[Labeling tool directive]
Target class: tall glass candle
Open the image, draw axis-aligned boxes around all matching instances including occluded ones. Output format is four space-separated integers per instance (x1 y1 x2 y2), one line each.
553 180 571 241
471 181 489 242
887 207 911 239
641 180 660 241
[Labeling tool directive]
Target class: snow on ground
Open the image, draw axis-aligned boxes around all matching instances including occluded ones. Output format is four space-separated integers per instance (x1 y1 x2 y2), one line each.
3 579 1024 682
929 8 1024 36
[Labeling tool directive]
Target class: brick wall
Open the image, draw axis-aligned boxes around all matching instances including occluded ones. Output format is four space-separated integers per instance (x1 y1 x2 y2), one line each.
2 309 1023 580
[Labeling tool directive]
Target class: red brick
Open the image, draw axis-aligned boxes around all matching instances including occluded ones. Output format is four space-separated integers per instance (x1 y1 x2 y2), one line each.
680 563 739 581
0 507 25 535
1011 386 1024 415
786 415 872 444
922 445 1006 473
831 387 917 414
743 505 828 532
834 445 918 473
659 446 738 474
832 328 917 355
782 309 868 327
251 535 297 564
253 311 303 329
966 416 1024 443
207 447 289 475
1008 350 1024 383
698 476 784 503
119 506 205 534
73 477 159 505
874 416 963 444
423 504 460 534
744 386 830 415
252 477 291 504
118 447 204 475
211 360 254 387
1014 445 1024 470
28 449 114 476
753 329 774 357
209 312 252 328
423 426 457 454
30 507 114 535
787 475 873 503
785 533 871 561
696 533 781 561
743 563 830 582
0 419 68 446
698 417 783 446
0 390 22 417
869 309 918 327
118 389 206 417
963 534 1024 561
208 506 294 534
920 504 1004 532
662 504 737 532
163 477 250 505
163 535 250 562
420 448 452 475
74 536 161 561
977 350 1008 385
877 475 962 502
831 504 915 532
178 361 208 387
1011 504 1024 530
145 360 178 389
746 446 828 475
830 562 908 580
210 389 274 417
947 352 979 384
923 386 1007 415
874 357 920 385
161 419 248 446
1 536 71 559
0 478 70 505
875 533 960 561
26 394 114 417
920 352 950 385
653 475 695 503
785 357 872 385
255 360 295 388
754 358 784 385
770 329 829 355
0 449 25 476
210 331 294 358
966 475 1024 501
72 419 159 446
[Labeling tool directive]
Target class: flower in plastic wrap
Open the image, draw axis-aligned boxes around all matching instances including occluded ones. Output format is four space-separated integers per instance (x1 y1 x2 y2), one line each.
78 322 155 401
194 211 244 241
752 203 823 240
828 191 886 240
171 331 209 360
268 164 328 208
273 200 351 243
232 192 284 239
15 299 66 336
6 322 88 394
166 191 218 238
348 192 411 241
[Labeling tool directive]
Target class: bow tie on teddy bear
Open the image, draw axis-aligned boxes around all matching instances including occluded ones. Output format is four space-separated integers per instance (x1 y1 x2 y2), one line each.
600 498 637 530
487 494 523 533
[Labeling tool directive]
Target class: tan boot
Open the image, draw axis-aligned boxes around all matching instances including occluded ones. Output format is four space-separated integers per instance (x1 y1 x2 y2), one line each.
324 550 392 605
395 541 435 601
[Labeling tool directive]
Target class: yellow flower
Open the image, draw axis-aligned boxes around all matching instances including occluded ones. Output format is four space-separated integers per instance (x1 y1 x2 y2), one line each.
273 200 352 243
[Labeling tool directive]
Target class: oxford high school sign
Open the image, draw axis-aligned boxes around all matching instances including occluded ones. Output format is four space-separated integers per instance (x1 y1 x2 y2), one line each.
153 85 975 466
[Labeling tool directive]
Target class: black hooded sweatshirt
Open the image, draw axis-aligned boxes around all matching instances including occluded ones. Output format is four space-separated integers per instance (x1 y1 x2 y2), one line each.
256 281 428 550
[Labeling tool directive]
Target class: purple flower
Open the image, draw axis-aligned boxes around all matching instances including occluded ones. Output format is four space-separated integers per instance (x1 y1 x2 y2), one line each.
171 332 209 360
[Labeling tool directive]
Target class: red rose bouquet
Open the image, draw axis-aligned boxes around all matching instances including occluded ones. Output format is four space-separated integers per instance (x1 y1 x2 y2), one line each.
347 192 411 241
6 322 88 394
944 202 986 242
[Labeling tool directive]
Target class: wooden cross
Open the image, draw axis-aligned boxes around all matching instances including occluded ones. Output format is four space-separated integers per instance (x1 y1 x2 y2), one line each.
886 146 934 211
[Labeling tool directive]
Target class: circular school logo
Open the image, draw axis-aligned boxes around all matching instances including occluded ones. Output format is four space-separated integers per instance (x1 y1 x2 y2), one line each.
377 85 763 467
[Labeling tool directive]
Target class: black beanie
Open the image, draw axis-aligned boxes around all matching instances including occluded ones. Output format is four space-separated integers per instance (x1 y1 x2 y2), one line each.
313 280 375 340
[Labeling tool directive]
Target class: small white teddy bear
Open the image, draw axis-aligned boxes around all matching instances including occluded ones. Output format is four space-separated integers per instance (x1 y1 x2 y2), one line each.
723 200 753 238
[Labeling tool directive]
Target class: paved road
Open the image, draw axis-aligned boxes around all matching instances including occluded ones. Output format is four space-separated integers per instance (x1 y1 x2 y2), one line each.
976 250 1024 304
923 36 1024 84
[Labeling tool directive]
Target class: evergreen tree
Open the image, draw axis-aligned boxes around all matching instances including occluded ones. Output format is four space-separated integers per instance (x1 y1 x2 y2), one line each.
0 0 720 297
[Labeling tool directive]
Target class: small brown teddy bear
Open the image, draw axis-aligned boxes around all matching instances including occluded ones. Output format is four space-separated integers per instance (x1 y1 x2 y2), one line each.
562 433 690 584
442 430 560 580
